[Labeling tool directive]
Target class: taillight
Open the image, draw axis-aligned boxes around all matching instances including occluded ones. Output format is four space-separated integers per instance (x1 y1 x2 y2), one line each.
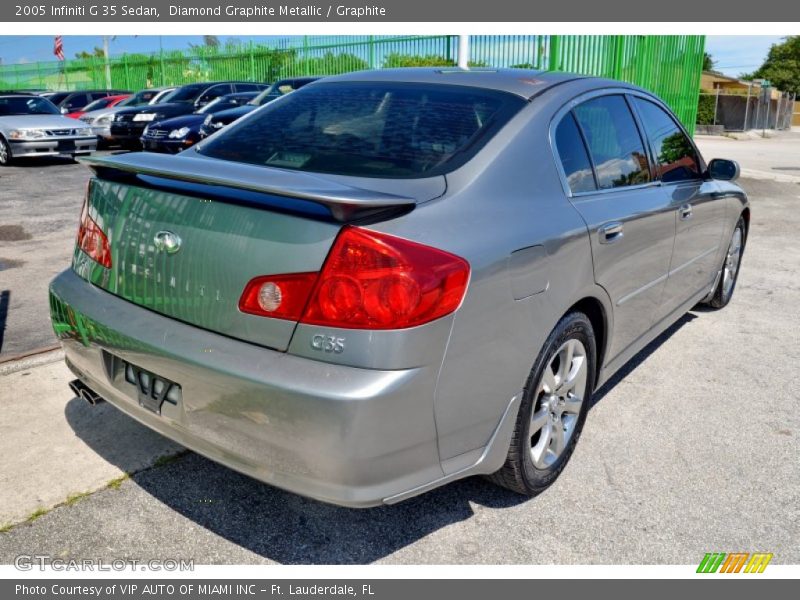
238 227 470 330
76 194 112 268
238 273 318 320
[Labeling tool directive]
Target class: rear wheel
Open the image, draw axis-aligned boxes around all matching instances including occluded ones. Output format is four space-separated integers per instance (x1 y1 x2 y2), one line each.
706 216 745 309
0 137 11 166
488 312 596 496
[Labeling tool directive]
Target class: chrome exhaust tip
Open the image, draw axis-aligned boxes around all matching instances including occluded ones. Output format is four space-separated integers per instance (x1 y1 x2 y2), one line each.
69 379 105 406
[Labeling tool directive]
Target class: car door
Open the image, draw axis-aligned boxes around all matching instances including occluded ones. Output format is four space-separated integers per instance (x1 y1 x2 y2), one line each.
554 93 677 363
631 95 726 317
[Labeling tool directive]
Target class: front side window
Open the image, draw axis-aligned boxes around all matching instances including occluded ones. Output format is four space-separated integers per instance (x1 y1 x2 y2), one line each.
199 82 525 178
554 112 596 194
573 95 651 189
633 97 701 183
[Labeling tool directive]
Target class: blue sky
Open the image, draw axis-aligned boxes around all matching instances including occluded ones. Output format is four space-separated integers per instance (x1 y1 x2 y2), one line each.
0 35 787 78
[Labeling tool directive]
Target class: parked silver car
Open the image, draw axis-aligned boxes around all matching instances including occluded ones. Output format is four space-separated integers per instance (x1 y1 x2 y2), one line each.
49 69 748 506
79 87 176 145
0 93 96 164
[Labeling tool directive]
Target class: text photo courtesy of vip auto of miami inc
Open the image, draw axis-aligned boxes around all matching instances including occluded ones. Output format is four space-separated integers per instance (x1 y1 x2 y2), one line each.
0 22 798 589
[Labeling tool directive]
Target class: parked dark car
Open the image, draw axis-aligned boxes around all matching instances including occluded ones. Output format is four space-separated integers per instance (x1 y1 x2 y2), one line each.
201 77 320 135
41 90 131 114
110 81 268 148
140 92 259 153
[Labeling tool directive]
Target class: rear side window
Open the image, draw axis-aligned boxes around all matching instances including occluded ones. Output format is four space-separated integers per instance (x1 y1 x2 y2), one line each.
554 112 596 194
198 82 525 178
633 97 701 183
573 95 651 189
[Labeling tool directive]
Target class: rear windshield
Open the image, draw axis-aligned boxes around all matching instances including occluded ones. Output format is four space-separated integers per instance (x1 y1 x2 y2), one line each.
197 82 525 178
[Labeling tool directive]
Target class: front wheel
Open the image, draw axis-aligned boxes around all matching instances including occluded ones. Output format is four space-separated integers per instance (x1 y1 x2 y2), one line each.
0 137 12 166
706 216 746 309
488 312 596 496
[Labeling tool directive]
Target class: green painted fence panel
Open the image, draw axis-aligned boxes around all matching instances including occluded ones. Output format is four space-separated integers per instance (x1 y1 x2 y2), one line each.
0 35 704 133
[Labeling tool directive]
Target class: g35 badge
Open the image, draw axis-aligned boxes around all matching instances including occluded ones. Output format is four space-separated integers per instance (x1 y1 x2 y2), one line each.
311 335 345 354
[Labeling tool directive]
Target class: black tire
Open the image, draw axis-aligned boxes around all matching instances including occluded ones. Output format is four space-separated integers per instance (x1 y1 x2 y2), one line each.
0 136 12 166
488 311 596 496
706 216 746 309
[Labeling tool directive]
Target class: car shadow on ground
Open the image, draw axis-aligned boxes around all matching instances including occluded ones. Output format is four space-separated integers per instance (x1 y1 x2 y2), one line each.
5 156 79 168
0 290 9 354
64 310 697 564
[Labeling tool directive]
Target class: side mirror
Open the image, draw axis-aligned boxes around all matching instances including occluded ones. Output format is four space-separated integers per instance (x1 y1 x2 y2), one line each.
707 158 740 182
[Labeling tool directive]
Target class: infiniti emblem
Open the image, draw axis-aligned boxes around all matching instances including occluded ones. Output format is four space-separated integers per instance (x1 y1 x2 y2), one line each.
153 230 182 254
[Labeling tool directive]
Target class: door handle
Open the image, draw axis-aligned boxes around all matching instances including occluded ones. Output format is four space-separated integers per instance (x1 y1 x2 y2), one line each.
679 204 693 220
598 222 624 244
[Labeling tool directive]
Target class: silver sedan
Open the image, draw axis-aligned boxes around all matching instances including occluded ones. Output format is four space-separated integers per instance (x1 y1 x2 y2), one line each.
0 94 96 164
50 69 748 506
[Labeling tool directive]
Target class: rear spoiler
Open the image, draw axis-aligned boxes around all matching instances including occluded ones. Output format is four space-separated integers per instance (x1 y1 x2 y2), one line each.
81 152 417 222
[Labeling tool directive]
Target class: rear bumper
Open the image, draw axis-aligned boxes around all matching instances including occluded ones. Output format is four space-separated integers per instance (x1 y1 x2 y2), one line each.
48 269 448 507
140 137 196 154
9 137 96 157
110 123 146 142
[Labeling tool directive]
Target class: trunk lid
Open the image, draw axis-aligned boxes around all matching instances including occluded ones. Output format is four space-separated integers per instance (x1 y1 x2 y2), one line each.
74 152 442 351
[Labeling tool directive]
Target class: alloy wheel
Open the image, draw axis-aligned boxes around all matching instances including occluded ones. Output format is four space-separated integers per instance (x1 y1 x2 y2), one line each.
528 338 588 469
722 225 743 300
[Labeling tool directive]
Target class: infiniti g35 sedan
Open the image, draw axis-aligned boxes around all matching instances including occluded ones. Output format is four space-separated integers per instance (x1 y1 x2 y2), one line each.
49 69 748 507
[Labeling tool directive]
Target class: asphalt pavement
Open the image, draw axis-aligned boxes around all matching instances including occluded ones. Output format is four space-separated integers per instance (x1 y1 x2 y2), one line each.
0 137 798 564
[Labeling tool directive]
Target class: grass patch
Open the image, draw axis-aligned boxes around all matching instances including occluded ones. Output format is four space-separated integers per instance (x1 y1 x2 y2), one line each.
106 473 130 490
65 491 91 506
153 451 187 469
25 507 49 524
0 523 12 533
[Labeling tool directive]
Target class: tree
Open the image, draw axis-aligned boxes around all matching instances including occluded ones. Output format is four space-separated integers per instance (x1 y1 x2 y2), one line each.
203 35 220 49
750 36 800 94
74 46 105 60
702 52 715 72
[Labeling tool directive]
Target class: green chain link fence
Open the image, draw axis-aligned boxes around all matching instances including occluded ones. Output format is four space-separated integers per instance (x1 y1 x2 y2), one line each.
0 35 705 132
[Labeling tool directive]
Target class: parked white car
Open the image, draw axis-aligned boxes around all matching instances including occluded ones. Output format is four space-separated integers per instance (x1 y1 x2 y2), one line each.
0 93 96 165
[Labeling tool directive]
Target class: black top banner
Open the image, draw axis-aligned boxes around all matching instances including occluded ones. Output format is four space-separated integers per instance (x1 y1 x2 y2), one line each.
3 0 800 21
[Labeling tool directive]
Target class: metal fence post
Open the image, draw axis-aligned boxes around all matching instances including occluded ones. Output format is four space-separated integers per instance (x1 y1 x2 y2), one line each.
368 35 375 69
548 35 560 71
249 41 255 81
743 82 751 130
713 88 719 126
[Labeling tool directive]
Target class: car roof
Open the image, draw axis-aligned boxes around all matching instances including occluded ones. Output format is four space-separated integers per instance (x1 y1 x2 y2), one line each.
316 68 606 99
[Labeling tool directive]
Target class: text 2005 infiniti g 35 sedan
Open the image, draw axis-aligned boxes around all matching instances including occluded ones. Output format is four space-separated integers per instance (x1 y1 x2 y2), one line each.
49 69 748 506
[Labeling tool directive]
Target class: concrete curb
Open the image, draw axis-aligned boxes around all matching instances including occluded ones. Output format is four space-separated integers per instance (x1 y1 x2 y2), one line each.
0 347 64 377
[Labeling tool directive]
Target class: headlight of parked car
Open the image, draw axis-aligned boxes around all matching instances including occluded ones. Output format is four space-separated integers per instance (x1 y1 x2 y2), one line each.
133 113 157 122
168 127 191 139
95 115 111 125
8 129 46 140
76 128 92 136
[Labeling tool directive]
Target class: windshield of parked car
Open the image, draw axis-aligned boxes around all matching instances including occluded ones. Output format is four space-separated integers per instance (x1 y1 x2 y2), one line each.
199 82 525 178
0 95 61 116
119 89 158 107
81 97 115 112
44 92 70 105
247 81 301 106
196 93 256 114
160 85 206 103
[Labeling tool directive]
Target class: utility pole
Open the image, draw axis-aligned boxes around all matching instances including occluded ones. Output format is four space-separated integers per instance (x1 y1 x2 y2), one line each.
458 35 469 69
103 36 112 89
